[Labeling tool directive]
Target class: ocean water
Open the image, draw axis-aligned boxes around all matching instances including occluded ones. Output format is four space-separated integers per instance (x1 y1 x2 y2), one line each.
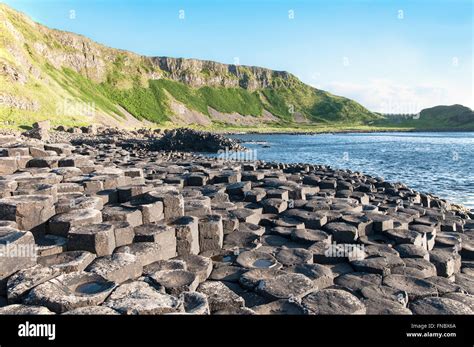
227 132 474 209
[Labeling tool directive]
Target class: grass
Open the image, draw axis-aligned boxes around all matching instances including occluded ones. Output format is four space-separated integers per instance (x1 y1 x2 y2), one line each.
103 82 169 123
1 3 471 133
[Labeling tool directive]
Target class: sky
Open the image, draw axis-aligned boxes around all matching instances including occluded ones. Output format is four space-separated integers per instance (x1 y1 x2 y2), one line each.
4 0 473 113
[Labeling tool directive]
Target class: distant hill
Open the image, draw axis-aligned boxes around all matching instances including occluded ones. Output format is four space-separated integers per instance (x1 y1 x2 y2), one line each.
375 104 474 130
0 3 379 129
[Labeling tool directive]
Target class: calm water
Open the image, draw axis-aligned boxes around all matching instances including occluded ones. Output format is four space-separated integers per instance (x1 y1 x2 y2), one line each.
227 132 474 209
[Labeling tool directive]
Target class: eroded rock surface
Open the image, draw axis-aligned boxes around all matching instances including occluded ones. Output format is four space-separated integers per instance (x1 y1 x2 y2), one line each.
0 132 472 315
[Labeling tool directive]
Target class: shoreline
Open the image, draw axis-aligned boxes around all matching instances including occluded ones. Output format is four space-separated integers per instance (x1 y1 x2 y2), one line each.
2 124 474 137
214 128 474 136
0 129 473 315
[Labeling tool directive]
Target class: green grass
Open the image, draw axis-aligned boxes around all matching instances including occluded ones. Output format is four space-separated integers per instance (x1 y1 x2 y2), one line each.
373 105 474 131
103 82 169 123
199 87 263 116
3 3 470 132
152 79 209 114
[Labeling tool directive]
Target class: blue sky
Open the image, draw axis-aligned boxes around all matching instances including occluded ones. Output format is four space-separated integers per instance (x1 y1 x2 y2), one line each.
4 0 473 112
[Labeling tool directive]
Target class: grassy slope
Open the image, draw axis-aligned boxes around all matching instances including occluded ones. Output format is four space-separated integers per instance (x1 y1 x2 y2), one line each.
0 4 382 130
1 4 470 133
374 105 474 131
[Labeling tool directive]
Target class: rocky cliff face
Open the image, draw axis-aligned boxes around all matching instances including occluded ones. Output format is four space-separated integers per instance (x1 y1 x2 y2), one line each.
0 3 378 128
151 56 292 90
1 3 293 90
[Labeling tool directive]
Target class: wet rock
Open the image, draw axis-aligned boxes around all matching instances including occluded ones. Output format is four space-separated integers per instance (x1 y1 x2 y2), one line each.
223 231 260 250
176 254 213 283
210 265 246 282
236 250 280 269
148 269 199 295
291 228 331 244
143 259 187 275
239 268 284 290
181 291 210 314
302 289 366 314
7 264 61 303
35 234 67 257
25 272 116 313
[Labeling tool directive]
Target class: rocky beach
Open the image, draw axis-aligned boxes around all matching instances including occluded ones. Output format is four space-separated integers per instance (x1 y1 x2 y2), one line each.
0 124 473 315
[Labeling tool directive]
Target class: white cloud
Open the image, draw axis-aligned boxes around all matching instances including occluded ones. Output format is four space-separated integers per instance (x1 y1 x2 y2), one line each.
323 79 473 114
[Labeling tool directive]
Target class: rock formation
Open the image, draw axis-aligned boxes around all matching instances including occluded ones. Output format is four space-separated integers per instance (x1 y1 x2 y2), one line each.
0 130 473 315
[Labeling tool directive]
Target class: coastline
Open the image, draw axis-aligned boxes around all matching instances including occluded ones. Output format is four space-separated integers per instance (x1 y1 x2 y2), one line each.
211 127 474 136
1 129 474 315
0 128 473 316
